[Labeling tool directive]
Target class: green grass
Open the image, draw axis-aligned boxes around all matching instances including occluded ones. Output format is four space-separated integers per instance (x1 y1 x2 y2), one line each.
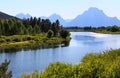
21 48 120 78
0 33 71 52
66 29 85 32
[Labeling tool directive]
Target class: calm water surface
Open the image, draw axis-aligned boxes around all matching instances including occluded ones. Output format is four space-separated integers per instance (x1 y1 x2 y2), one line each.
1 32 120 78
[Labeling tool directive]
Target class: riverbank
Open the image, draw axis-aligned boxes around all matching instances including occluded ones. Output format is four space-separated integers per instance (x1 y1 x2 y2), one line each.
94 30 120 34
0 33 71 52
66 29 120 34
66 26 120 34
22 48 120 78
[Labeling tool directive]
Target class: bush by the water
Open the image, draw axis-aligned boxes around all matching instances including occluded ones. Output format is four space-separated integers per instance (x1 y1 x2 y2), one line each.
0 60 12 78
21 48 120 78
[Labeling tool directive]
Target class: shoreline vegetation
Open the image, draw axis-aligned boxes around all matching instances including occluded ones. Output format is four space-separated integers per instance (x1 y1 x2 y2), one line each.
0 34 71 52
0 17 71 52
21 48 120 78
66 25 120 34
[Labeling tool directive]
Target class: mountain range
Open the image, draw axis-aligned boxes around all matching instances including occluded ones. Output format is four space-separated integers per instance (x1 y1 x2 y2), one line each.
0 7 120 27
16 13 31 19
16 7 120 27
68 7 120 27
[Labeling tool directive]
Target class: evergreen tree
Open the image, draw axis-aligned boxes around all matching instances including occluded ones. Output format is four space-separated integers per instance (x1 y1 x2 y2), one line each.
33 24 41 34
28 25 33 35
4 20 11 36
51 23 58 36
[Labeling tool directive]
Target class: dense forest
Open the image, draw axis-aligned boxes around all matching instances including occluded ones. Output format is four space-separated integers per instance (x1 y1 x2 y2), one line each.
0 17 68 37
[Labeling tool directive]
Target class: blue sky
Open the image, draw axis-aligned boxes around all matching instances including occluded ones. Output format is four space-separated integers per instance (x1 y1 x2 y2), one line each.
0 0 120 19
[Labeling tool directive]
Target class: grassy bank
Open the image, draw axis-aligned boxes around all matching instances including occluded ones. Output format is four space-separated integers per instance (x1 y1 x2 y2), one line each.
66 29 84 32
21 48 120 78
67 29 120 34
66 28 120 34
0 33 71 52
66 26 120 34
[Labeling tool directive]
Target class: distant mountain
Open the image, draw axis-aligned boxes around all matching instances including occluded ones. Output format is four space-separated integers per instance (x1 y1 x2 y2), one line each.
0 11 14 19
48 14 67 26
67 7 120 27
16 13 31 19
39 14 67 26
65 19 72 22
40 16 47 19
16 13 67 25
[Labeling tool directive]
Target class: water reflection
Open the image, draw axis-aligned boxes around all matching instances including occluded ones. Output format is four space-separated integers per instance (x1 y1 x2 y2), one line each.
0 41 70 53
75 35 96 41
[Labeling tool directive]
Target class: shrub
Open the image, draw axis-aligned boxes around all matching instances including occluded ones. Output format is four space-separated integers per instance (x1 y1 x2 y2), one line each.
6 38 11 42
0 39 6 43
0 60 12 78
12 38 21 42
47 30 54 38
40 62 73 78
26 36 33 40
60 30 70 39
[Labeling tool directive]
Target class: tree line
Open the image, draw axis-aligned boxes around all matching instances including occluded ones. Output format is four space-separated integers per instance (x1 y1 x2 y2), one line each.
0 17 69 38
66 25 120 32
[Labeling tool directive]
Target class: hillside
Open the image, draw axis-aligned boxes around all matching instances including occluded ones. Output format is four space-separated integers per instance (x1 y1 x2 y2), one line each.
0 11 14 19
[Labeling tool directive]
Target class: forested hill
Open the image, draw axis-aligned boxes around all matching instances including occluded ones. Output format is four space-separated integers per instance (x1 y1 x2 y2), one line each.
0 11 15 19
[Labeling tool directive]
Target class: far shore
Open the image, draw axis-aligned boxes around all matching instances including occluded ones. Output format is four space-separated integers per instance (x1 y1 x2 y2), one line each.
0 34 71 53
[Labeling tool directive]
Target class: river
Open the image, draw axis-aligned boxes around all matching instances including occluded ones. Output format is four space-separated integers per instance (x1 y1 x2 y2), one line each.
1 32 120 78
